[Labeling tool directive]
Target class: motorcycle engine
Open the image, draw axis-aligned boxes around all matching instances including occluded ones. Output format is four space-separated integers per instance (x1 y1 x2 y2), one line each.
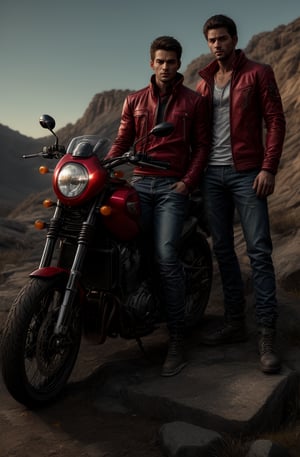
119 244 160 337
122 281 159 336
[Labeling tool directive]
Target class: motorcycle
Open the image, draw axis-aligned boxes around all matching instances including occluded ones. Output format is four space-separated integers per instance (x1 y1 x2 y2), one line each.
1 115 212 408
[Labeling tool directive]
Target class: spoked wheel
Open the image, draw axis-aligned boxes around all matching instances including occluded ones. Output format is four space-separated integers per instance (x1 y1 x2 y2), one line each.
180 231 213 327
1 276 82 408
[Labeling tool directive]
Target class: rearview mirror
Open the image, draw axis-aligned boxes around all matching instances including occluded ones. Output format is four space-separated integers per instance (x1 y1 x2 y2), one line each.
150 122 174 138
39 114 56 131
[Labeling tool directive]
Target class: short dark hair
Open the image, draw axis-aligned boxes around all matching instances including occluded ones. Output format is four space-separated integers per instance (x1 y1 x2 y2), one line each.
203 15 238 39
150 36 182 61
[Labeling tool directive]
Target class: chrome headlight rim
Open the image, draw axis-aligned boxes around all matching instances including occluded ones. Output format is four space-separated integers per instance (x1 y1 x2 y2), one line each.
57 163 89 198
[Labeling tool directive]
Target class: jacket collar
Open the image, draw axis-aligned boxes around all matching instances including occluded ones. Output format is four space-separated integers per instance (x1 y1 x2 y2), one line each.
150 72 184 95
198 49 247 82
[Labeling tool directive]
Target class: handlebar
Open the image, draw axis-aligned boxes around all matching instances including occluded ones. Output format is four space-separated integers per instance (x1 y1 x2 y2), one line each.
21 142 170 171
30 117 174 167
22 145 66 160
102 152 170 170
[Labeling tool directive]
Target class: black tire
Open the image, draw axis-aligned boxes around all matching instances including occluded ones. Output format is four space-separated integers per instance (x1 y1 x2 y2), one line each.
1 276 82 408
180 231 213 327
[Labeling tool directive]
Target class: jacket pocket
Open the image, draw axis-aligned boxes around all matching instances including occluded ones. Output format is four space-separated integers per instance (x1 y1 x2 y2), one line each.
134 109 149 140
172 111 191 142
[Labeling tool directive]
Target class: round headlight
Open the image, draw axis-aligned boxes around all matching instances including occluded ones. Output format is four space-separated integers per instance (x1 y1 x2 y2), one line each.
57 163 89 197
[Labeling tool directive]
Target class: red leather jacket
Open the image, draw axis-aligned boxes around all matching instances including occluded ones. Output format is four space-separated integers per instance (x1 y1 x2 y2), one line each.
107 73 210 190
196 50 285 174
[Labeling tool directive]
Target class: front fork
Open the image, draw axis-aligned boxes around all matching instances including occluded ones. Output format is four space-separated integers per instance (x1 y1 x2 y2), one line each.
53 201 99 336
39 201 64 269
38 199 98 337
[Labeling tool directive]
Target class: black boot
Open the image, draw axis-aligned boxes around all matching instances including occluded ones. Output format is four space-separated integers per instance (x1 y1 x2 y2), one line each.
258 327 281 374
161 330 187 377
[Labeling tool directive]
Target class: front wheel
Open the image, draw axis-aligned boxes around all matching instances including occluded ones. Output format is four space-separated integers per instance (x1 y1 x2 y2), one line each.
1 276 82 408
180 231 213 327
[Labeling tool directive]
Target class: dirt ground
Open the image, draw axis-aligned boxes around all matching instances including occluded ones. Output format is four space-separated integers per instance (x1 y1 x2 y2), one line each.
1 264 300 457
0 332 167 457
3 296 300 457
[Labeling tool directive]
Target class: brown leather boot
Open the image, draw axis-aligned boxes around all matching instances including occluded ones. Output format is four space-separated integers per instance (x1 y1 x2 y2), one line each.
161 331 187 377
258 327 281 374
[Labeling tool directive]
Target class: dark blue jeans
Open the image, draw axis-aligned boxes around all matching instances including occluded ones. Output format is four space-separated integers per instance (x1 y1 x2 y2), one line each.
131 176 188 331
203 166 277 328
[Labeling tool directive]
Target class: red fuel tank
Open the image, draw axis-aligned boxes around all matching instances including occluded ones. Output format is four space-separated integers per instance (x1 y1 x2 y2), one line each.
102 184 141 241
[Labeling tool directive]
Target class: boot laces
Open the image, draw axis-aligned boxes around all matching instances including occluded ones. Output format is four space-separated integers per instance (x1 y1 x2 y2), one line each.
168 333 183 355
260 333 274 354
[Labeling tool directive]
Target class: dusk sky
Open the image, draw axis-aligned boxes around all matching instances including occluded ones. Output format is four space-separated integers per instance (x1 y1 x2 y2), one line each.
1 0 299 138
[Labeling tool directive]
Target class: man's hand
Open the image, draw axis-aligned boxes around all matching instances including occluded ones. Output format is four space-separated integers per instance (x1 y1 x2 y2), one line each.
170 181 189 195
252 170 275 198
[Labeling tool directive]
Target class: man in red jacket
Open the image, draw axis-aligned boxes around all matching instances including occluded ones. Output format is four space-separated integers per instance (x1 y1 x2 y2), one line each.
196 15 286 373
106 36 209 376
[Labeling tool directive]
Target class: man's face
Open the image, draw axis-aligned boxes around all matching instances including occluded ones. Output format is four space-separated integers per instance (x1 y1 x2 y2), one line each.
206 27 237 62
150 50 180 85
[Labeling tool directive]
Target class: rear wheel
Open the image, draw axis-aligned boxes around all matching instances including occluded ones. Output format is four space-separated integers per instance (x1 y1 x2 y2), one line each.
180 231 212 327
1 276 82 408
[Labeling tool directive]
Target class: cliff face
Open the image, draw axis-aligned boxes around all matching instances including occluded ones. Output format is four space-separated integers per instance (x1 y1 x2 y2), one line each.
56 89 132 144
245 19 300 240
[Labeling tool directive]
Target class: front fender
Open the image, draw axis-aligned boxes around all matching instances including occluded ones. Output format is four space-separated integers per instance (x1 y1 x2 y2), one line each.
29 267 86 302
29 266 70 279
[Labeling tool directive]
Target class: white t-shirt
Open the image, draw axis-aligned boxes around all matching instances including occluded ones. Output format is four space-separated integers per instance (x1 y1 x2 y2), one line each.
209 82 233 166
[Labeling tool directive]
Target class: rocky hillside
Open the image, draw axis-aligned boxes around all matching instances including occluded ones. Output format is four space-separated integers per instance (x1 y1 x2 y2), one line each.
56 89 132 145
0 17 299 289
0 126 52 214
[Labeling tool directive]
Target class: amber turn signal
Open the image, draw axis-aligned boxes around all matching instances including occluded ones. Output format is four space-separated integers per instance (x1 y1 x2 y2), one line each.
34 220 46 230
100 205 112 216
39 166 49 174
43 199 54 208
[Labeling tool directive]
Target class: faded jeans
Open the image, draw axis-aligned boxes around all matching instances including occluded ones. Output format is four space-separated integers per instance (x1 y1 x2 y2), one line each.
203 166 277 328
131 175 188 331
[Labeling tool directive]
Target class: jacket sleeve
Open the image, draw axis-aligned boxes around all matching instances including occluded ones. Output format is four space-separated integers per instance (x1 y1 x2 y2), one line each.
260 65 286 174
181 94 210 190
106 96 136 158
